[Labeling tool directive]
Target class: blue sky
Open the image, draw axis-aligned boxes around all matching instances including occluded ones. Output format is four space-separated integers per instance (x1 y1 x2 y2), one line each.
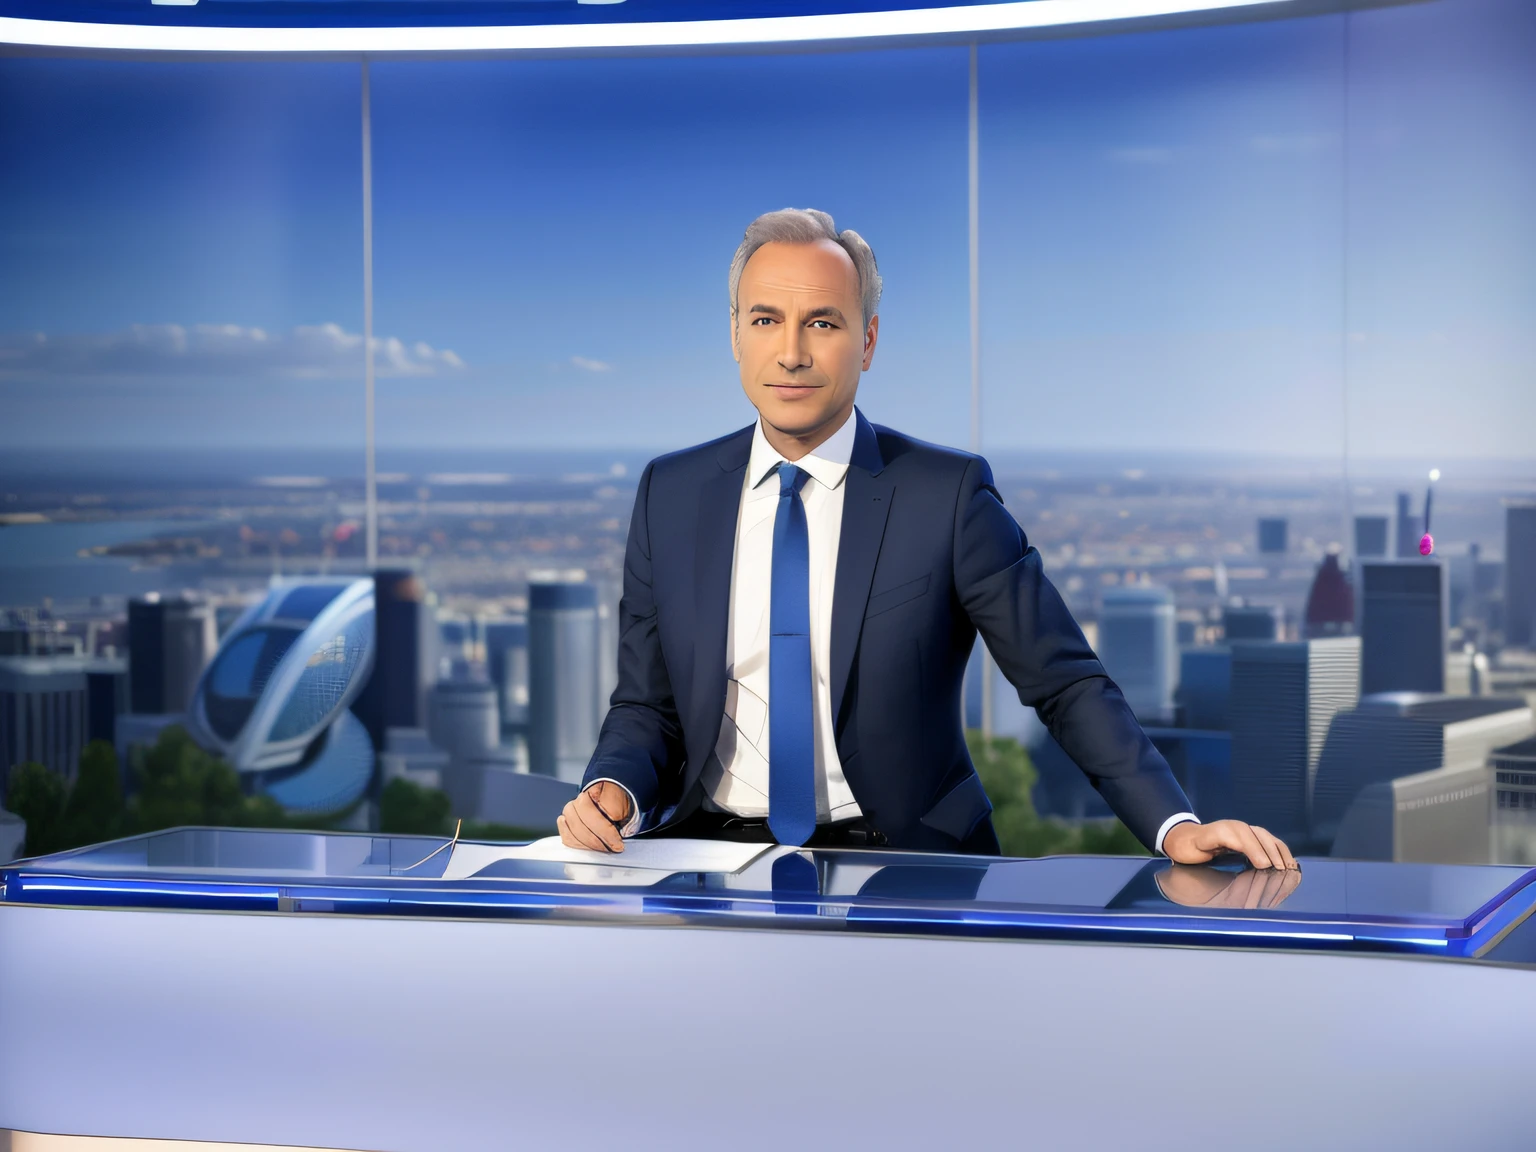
0 0 1531 461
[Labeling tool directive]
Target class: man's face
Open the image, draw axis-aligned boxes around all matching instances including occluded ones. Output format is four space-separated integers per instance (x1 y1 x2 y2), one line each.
732 239 878 443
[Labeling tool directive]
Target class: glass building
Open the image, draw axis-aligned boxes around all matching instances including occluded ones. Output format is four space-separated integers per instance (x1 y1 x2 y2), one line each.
186 579 376 819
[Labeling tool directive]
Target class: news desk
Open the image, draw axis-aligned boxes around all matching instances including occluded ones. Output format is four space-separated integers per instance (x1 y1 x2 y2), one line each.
4 827 1536 1151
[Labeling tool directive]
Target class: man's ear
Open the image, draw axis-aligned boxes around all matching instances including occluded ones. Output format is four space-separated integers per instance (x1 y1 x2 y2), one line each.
730 309 741 363
861 313 880 371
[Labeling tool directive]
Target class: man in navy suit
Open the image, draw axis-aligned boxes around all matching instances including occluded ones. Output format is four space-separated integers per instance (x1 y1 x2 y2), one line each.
558 208 1295 870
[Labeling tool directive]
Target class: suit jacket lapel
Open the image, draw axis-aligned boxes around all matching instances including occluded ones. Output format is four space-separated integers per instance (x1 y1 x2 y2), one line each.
689 427 752 776
830 411 892 731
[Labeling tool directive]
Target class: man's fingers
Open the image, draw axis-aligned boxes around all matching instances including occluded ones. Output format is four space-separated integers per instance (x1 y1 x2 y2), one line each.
575 790 625 852
559 805 611 853
1229 822 1274 870
1251 825 1296 872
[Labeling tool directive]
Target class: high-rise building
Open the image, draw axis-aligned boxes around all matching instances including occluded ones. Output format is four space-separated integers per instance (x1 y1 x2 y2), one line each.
1222 604 1283 642
0 655 127 798
429 678 501 817
1176 647 1231 731
482 617 529 731
1354 515 1390 559
527 582 600 783
1360 560 1447 695
355 570 437 749
1304 554 1354 638
1506 502 1536 648
1257 518 1288 556
1395 492 1420 559
1492 736 1536 865
1097 585 1178 725
594 573 623 718
1229 637 1360 847
1312 694 1532 853
127 595 216 715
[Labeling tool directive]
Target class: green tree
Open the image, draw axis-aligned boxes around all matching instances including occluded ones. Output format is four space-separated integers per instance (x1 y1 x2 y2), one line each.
967 730 1147 858
378 777 452 836
57 740 124 849
5 761 67 857
124 725 289 835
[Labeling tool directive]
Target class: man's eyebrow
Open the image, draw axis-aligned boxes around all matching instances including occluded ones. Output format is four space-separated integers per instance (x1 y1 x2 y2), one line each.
804 306 847 324
748 304 784 317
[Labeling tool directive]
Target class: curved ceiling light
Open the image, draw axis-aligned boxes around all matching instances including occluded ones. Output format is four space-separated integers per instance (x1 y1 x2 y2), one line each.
1 0 1293 54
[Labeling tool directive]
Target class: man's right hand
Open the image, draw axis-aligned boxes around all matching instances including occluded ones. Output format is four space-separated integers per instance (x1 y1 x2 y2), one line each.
557 781 633 854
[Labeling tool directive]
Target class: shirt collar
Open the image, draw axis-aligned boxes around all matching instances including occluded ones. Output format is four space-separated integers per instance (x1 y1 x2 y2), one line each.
747 407 858 493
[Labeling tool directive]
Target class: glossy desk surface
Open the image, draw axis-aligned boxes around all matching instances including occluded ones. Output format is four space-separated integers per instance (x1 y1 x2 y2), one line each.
6 826 1536 961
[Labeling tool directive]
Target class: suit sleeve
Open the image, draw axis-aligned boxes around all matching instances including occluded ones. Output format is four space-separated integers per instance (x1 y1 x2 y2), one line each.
580 461 686 821
952 456 1194 852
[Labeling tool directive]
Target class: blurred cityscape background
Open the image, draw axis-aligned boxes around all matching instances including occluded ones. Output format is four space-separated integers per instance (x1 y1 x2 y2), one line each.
1 0 1532 865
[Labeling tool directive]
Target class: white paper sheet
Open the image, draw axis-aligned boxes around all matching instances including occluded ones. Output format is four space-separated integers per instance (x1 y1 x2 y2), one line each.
440 836 774 881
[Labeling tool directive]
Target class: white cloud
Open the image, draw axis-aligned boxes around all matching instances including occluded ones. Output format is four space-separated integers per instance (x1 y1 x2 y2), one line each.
569 355 613 373
0 322 466 380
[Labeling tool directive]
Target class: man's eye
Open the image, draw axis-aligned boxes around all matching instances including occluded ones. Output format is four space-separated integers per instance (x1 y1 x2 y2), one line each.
810 320 833 329
751 317 774 326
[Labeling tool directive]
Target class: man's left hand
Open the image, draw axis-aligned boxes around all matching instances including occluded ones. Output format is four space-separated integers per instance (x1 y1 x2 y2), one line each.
1162 819 1298 870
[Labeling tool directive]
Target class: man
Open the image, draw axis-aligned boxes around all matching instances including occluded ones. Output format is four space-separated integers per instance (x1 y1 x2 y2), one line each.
558 207 1296 871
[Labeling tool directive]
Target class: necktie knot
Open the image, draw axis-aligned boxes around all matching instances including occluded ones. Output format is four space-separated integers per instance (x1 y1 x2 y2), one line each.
777 462 811 497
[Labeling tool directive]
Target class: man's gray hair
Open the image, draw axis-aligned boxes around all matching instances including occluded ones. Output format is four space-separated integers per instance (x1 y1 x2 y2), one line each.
728 208 883 329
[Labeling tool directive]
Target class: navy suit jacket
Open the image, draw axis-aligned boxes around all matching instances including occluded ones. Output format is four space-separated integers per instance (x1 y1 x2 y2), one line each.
581 409 1192 854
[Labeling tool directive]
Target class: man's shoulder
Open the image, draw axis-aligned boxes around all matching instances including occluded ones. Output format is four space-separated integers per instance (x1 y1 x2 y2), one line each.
642 424 754 482
867 421 987 482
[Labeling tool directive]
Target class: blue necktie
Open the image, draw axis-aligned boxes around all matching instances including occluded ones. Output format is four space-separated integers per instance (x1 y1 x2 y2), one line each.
769 463 816 847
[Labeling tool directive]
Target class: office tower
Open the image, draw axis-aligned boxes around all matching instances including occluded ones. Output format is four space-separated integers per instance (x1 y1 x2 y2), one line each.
1257 518 1288 556
127 595 216 715
1176 647 1231 731
378 727 451 792
429 678 500 817
1313 694 1531 854
1492 736 1536 864
1507 502 1536 647
1304 554 1354 638
429 679 499 761
1229 637 1360 846
1396 492 1419 559
482 617 529 731
527 582 600 783
356 570 438 749
1222 604 1283 642
186 579 376 819
0 655 128 798
1354 516 1390 559
1097 585 1177 725
1360 561 1447 695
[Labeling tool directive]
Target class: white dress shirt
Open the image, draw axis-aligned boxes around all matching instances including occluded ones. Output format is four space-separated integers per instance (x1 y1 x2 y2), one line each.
595 406 1197 853
698 409 862 823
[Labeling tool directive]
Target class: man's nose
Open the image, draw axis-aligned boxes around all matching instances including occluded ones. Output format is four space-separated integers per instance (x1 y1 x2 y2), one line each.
777 323 811 371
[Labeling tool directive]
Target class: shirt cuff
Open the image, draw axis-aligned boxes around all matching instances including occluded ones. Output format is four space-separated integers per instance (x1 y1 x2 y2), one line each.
1154 812 1200 857
584 778 643 837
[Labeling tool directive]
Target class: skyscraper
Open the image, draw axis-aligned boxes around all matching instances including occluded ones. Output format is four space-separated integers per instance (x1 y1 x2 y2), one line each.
1257 518 1288 556
482 617 529 732
527 582 600 783
1506 502 1536 648
1097 585 1178 725
1176 647 1231 731
1395 492 1420 559
1229 637 1360 847
1304 554 1354 638
355 570 437 749
127 595 215 715
1222 604 1283 642
0 655 127 797
1360 561 1447 695
1313 694 1531 853
1354 515 1390 559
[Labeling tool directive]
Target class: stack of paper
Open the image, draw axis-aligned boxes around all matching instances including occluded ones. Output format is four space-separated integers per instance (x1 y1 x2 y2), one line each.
440 836 774 882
